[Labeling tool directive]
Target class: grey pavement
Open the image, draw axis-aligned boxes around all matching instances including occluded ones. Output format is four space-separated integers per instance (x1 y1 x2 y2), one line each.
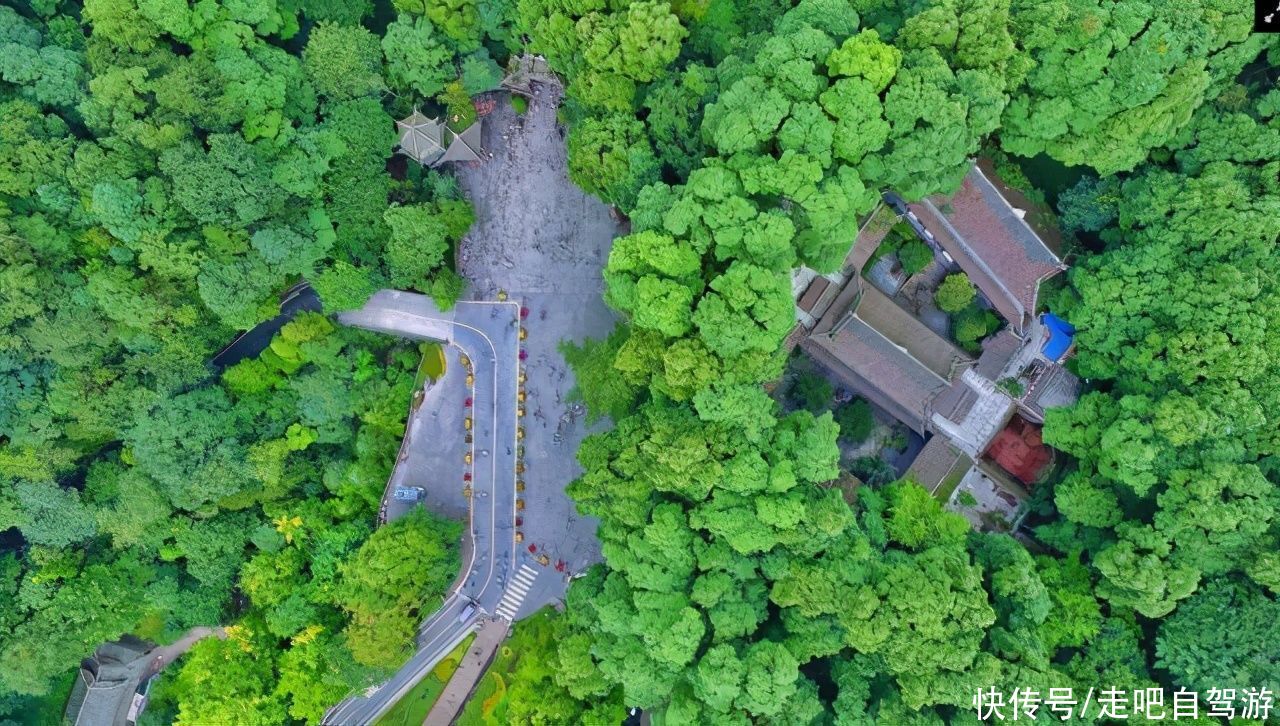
383 343 469 523
324 80 624 723
456 84 622 618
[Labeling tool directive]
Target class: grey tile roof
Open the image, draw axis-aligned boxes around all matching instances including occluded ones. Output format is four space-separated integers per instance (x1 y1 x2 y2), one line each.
975 329 1022 380
803 314 950 434
907 435 972 493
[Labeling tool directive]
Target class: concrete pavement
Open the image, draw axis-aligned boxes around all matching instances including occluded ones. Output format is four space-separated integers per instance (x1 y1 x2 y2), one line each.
455 84 621 621
324 291 520 725
381 343 469 524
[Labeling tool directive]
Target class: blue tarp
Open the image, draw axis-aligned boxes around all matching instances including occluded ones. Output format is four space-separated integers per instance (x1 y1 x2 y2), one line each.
1041 313 1075 361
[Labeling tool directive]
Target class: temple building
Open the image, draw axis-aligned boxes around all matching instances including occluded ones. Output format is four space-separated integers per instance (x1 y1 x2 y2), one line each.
64 637 153 726
791 160 1081 530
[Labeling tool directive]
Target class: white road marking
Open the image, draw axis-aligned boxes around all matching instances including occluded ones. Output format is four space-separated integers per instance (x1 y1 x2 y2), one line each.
494 565 539 622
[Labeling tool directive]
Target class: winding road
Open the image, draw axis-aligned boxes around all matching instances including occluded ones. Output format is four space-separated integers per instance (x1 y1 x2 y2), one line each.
322 290 522 726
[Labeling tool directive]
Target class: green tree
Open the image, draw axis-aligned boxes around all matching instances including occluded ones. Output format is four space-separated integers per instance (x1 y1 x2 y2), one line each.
1000 0 1265 174
382 204 452 290
567 114 661 210
378 14 455 97
1156 578 1280 696
834 398 874 443
935 272 975 313
303 22 385 101
335 508 462 668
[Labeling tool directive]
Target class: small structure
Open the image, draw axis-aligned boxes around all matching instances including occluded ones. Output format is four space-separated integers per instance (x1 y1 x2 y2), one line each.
1040 313 1075 362
396 108 482 167
501 54 556 97
64 637 153 726
985 416 1053 485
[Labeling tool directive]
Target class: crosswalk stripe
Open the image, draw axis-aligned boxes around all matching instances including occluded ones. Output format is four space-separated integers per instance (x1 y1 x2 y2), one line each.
491 565 542 621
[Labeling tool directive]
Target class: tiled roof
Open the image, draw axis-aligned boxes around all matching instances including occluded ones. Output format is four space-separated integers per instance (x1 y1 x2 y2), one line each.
1023 362 1081 422
440 121 483 163
907 435 972 493
846 203 896 275
975 329 1022 380
797 276 830 313
802 314 950 434
931 376 976 425
911 165 1065 335
854 285 971 381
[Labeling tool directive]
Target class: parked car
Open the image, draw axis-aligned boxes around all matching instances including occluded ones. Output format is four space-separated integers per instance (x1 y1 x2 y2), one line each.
392 486 424 502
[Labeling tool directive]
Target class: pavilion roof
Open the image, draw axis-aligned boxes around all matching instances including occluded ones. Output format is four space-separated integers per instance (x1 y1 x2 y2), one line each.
439 121 482 163
396 109 446 166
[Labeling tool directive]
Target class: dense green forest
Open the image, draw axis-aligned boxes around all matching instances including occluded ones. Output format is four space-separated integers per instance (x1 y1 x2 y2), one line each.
2 0 1279 723
0 0 475 720
538 0 1280 722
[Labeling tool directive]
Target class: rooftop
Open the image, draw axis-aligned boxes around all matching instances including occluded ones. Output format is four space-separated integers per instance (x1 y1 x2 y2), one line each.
853 284 971 381
910 164 1065 335
396 110 482 167
803 312 954 434
906 435 972 494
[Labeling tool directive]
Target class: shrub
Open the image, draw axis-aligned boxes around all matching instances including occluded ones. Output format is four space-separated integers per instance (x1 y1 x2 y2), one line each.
997 377 1025 397
897 238 934 276
834 399 875 443
849 456 895 486
789 371 833 413
954 305 999 348
935 272 976 313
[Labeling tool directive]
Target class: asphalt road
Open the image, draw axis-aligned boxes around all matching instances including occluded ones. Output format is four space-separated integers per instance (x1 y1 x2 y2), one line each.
211 281 321 368
323 290 521 726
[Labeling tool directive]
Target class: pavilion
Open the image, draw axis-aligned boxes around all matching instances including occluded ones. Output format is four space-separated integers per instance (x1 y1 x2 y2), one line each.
396 109 482 167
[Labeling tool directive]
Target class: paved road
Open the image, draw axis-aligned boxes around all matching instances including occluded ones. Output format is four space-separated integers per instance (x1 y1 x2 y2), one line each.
211 281 321 368
323 290 521 726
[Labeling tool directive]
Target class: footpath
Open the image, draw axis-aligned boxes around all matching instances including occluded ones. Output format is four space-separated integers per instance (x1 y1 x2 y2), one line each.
423 619 509 726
